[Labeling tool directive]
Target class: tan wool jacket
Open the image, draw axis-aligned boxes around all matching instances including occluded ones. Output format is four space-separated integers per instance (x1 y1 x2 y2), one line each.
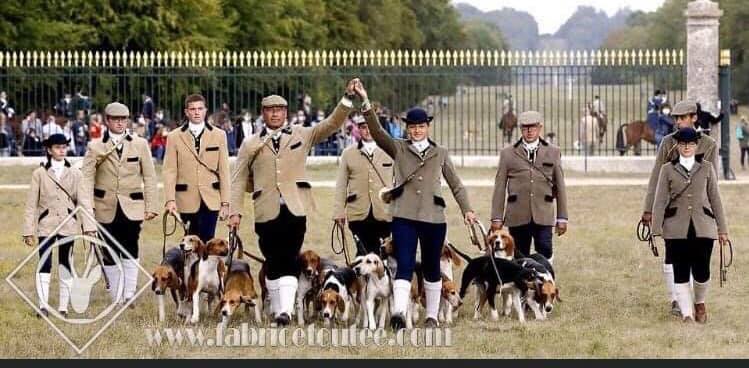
365 109 472 224
230 100 353 223
652 158 727 240
23 161 96 237
163 123 231 214
81 132 159 223
490 139 569 227
333 142 394 222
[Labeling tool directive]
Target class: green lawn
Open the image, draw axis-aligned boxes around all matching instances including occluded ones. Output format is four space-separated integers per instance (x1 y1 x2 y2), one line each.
1 173 748 357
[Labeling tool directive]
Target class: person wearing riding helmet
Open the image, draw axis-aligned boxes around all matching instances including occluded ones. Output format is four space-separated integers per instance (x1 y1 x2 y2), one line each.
642 100 719 318
655 103 675 147
22 133 96 317
651 127 730 323
364 99 476 330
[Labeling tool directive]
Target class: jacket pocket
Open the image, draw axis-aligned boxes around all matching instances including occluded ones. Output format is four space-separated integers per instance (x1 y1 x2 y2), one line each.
251 190 262 200
507 194 518 203
346 193 357 203
205 146 219 152
434 195 446 207
542 162 554 167
93 188 106 198
544 194 554 202
290 142 302 150
38 209 49 222
126 157 139 162
382 162 393 167
175 184 188 192
212 181 220 190
129 192 144 200
296 181 312 189
703 207 715 219
664 207 677 219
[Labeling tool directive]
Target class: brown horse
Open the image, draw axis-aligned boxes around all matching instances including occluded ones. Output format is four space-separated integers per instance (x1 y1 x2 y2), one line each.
499 109 517 144
616 121 656 156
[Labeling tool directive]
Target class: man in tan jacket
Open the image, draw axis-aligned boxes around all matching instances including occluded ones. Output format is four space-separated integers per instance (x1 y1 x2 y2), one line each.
229 79 359 326
333 117 394 255
491 111 568 262
365 96 476 329
81 102 158 305
163 94 231 243
23 134 96 317
640 100 719 317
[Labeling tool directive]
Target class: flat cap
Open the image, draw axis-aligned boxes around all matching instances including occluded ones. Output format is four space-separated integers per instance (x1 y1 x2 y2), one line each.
671 100 697 116
519 111 543 126
104 102 130 117
261 95 288 108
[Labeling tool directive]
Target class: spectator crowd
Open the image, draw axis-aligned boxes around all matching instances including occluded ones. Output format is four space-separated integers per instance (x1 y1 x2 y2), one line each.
0 91 407 160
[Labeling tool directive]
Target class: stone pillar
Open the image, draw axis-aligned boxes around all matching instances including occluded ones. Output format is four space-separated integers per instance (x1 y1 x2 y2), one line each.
685 0 723 114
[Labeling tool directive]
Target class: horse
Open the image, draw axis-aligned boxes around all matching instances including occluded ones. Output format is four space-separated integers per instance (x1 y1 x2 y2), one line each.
616 120 656 156
498 108 517 144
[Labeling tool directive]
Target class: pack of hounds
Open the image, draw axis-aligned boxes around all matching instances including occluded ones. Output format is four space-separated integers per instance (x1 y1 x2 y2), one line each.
151 228 560 329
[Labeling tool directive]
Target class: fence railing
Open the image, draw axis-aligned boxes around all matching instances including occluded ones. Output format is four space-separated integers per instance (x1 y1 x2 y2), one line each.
0 49 688 157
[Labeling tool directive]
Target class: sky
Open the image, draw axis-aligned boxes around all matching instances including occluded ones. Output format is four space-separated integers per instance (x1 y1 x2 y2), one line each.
454 0 667 34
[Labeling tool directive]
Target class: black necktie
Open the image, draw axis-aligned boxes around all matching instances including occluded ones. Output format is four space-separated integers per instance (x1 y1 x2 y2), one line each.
272 136 281 152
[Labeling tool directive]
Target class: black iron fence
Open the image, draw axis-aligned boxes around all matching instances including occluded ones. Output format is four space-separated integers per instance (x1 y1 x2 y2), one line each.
0 49 688 157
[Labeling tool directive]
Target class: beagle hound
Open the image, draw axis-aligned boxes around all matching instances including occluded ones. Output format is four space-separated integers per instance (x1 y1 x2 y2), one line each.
458 255 535 323
187 238 228 324
151 246 186 322
219 260 262 325
485 228 517 261
352 253 392 330
296 250 336 326
516 253 560 320
317 266 362 327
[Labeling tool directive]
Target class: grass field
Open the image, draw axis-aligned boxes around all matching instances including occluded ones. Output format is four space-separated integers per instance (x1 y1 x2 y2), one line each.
1 165 748 358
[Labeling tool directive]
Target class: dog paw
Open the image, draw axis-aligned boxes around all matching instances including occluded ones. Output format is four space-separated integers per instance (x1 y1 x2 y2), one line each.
490 309 499 321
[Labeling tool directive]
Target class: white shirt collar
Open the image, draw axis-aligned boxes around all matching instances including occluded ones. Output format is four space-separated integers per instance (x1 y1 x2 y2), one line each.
411 138 430 153
50 159 66 179
522 138 540 151
109 131 125 145
679 155 696 172
361 140 377 156
189 122 205 137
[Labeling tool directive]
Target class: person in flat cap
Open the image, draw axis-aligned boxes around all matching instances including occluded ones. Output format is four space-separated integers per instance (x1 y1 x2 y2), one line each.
491 110 569 264
229 79 361 326
81 101 158 307
333 107 394 265
641 100 719 318
364 99 476 330
163 94 231 251
23 133 96 317
651 127 730 324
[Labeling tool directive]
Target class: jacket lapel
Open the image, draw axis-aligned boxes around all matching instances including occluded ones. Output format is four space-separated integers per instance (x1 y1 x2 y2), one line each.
179 129 198 157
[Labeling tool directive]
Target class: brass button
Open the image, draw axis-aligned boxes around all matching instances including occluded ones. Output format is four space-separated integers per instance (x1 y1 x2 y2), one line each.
530 180 534 183
416 190 422 194
277 170 281 174
688 206 693 210
418 176 423 181
530 193 534 197
420 162 425 166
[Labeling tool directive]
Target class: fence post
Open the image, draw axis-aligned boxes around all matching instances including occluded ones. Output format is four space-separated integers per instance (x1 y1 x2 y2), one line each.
719 51 735 180
685 0 724 167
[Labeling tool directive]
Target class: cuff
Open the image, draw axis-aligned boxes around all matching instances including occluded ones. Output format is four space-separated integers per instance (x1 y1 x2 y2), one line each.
491 218 503 223
340 96 354 108
361 98 372 112
556 218 568 224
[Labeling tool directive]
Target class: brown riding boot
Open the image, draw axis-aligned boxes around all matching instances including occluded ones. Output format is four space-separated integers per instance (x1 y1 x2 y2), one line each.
694 303 707 324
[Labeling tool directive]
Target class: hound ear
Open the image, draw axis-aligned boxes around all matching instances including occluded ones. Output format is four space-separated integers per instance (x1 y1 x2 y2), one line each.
555 287 563 303
169 269 181 286
151 275 157 291
336 294 345 313
448 245 463 267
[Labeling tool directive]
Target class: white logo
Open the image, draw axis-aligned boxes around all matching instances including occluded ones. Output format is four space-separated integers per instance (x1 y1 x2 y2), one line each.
6 206 153 353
